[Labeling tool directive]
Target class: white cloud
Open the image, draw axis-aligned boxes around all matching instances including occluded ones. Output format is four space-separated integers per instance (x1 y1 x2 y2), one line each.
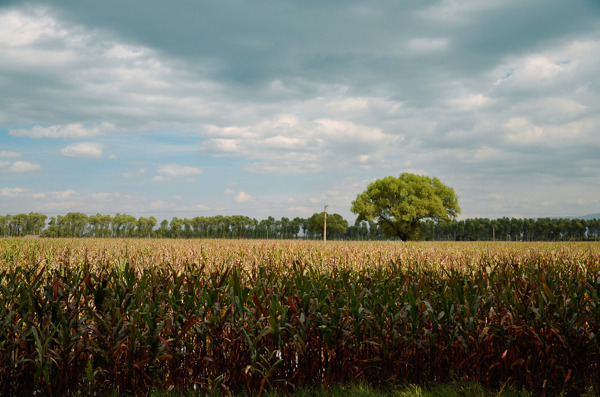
122 168 146 178
0 8 64 47
155 164 202 180
60 142 104 158
0 187 25 197
187 203 210 211
474 146 502 161
10 123 111 139
224 188 255 204
447 94 491 111
105 44 145 60
233 191 254 203
0 8 221 131
287 206 313 214
519 56 575 81
87 192 122 201
504 117 595 147
358 155 370 164
0 150 21 158
200 115 401 173
0 160 41 173
492 40 599 94
149 200 176 210
49 190 78 200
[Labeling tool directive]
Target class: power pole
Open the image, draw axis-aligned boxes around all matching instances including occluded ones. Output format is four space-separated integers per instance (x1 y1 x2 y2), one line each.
323 205 328 243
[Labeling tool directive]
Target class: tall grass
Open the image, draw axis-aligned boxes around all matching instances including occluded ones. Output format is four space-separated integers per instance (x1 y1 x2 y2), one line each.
0 239 599 395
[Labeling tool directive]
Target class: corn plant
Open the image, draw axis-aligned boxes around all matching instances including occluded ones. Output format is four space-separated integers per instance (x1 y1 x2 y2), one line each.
0 238 599 395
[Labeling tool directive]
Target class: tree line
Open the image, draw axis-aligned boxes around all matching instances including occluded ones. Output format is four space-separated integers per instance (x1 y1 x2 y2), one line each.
423 217 600 241
1 212 599 241
0 212 356 240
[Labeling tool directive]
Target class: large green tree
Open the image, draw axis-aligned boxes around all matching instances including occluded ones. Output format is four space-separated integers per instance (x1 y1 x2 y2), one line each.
351 173 461 240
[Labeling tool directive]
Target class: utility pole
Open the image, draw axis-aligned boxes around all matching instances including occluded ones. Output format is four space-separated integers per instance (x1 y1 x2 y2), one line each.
323 205 328 243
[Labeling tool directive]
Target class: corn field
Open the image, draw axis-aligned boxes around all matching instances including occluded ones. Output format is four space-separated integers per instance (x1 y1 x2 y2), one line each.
0 238 599 395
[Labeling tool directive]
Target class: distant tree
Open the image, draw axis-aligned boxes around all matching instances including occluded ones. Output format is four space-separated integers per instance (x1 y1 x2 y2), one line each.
291 217 304 239
259 216 276 239
88 214 102 237
112 213 136 237
588 219 600 239
307 212 348 240
158 219 169 238
60 212 88 237
509 218 524 241
20 212 47 235
136 216 157 238
182 218 193 238
42 216 60 237
111 213 126 237
169 217 183 238
351 173 461 240
9 214 27 236
0 215 9 237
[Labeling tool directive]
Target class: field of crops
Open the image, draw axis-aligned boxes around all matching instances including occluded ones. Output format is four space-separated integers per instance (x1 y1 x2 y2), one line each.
1 238 599 395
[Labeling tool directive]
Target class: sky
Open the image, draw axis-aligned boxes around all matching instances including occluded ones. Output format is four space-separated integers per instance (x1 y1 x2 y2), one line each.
1 0 600 223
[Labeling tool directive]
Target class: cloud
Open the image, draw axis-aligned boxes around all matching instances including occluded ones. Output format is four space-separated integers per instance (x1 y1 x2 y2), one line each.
87 192 123 201
286 206 313 215
0 160 41 173
1 2 600 220
0 7 63 47
60 142 104 158
224 188 255 204
149 200 176 210
154 164 202 180
0 7 221 130
0 150 21 158
9 123 111 139
201 115 401 173
122 168 145 178
0 187 25 197
406 37 450 53
49 190 78 200
233 191 254 203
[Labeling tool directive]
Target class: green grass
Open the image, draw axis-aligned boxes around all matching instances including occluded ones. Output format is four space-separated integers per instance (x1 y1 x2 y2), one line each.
287 382 530 397
139 382 542 397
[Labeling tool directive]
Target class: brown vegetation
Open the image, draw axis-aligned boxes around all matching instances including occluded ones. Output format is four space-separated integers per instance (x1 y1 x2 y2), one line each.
0 239 599 395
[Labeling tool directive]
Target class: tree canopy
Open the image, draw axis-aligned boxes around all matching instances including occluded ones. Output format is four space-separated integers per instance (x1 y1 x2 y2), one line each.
307 212 348 239
351 173 461 240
